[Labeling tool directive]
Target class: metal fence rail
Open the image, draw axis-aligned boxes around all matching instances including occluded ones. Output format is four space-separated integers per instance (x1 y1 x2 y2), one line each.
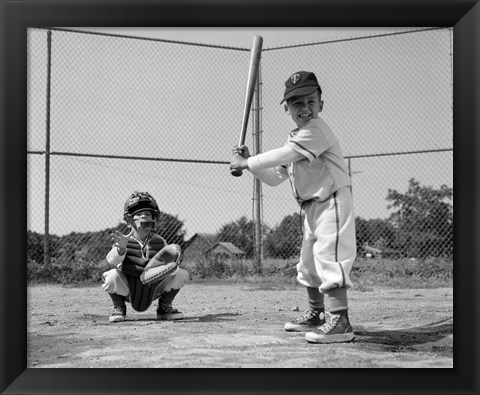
27 27 453 270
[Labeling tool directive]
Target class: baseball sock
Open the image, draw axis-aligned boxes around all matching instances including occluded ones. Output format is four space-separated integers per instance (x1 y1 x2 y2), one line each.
307 286 325 312
109 293 126 308
158 289 180 308
327 287 348 313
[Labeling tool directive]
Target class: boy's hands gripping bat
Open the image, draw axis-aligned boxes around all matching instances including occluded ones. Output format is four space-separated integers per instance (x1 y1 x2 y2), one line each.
230 35 263 177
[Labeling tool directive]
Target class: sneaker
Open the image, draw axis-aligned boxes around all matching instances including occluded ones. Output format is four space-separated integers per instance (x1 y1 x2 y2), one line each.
305 311 355 343
109 306 126 322
156 304 184 320
284 309 325 332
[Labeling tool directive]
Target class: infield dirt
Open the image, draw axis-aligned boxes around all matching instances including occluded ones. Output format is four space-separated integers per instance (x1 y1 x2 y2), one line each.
27 282 453 368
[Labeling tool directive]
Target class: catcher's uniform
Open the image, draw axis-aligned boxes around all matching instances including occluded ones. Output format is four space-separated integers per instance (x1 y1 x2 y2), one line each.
102 231 189 311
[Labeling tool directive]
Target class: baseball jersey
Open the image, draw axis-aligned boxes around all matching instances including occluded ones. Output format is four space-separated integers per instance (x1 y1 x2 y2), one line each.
284 117 351 204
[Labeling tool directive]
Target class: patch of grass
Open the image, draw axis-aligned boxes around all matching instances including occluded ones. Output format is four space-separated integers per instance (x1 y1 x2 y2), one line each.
27 258 108 284
350 257 452 288
27 256 453 289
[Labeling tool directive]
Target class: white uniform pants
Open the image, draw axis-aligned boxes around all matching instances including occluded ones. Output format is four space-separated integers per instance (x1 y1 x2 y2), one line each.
296 186 356 293
102 266 189 301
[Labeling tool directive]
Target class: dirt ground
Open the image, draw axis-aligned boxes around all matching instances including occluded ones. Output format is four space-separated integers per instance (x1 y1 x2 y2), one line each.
27 282 453 368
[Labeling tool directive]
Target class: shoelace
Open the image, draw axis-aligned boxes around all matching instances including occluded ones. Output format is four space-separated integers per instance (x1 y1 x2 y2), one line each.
159 305 177 313
295 309 319 322
319 312 340 333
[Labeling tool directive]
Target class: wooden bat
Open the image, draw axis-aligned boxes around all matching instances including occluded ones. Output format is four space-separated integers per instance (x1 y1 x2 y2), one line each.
230 35 263 177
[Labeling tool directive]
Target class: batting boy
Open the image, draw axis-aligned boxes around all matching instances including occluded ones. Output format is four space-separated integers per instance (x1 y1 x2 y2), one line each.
102 191 189 322
230 71 356 343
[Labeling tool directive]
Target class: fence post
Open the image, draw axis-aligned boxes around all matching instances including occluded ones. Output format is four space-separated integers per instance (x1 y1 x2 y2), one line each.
44 30 52 266
252 64 263 273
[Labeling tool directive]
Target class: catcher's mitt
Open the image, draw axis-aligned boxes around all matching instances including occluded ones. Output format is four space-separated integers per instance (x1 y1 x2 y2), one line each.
140 244 181 285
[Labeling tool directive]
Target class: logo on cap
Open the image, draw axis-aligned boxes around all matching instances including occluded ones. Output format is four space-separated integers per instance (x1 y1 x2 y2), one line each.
290 74 301 84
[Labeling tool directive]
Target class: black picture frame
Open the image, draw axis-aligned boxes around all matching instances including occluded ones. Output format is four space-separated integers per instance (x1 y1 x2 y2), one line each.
1 1 478 394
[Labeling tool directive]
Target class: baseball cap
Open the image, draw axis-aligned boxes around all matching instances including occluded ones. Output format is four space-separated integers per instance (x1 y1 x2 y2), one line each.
281 71 322 104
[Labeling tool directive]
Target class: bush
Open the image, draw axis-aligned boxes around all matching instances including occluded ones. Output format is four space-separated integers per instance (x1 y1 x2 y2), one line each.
27 255 453 288
28 258 108 284
414 257 453 280
350 257 452 288
184 256 255 279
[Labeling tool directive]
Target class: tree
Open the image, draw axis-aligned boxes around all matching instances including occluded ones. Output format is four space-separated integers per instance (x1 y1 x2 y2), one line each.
156 212 187 247
216 216 257 258
27 210 187 265
386 178 453 258
264 213 303 259
27 231 46 263
355 217 395 252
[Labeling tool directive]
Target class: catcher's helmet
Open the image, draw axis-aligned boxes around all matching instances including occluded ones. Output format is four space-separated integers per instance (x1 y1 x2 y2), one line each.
123 191 160 222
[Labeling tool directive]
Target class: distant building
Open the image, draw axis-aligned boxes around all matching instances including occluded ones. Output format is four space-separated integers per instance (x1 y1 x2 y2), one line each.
364 245 382 259
206 242 246 260
363 245 403 259
182 233 217 263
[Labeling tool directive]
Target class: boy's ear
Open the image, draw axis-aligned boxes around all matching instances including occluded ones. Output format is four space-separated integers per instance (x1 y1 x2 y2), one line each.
319 100 324 112
284 104 289 113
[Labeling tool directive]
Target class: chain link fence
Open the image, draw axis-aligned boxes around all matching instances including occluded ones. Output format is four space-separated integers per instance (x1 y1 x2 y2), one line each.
27 27 453 272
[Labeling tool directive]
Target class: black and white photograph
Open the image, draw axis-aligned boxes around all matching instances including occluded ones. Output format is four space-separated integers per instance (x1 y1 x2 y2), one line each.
26 25 454 367
1 1 479 394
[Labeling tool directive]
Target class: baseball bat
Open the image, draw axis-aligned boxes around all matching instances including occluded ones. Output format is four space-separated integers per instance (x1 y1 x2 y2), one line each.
230 35 263 177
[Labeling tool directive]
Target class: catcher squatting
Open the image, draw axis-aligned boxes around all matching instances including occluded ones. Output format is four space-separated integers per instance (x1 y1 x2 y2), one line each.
102 192 189 322
102 71 355 345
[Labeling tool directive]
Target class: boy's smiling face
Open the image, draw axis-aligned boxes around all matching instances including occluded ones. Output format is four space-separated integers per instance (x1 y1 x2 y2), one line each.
286 90 323 127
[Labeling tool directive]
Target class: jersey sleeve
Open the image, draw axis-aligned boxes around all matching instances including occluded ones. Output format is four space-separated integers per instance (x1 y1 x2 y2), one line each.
247 146 303 171
250 165 288 186
287 122 338 162
106 245 126 265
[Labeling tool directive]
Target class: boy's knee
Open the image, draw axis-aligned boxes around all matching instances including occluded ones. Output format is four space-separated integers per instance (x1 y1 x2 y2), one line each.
101 278 115 293
163 268 189 292
101 268 129 295
173 268 190 287
102 269 115 289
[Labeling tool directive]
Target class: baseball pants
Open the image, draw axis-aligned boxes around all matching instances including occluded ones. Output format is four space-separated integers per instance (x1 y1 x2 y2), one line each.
102 266 189 301
296 186 356 293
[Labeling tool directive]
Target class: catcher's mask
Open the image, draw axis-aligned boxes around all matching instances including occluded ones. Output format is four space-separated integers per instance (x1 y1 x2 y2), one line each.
123 191 160 230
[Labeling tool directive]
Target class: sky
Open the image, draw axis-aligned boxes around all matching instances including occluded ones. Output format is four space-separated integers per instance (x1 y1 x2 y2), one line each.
27 27 452 239
75 27 415 48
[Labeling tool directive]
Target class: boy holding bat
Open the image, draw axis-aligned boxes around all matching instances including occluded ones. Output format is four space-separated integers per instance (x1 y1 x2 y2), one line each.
102 191 189 323
230 71 356 344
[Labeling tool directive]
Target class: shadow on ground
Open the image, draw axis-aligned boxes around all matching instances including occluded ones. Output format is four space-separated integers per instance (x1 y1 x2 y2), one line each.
355 317 452 346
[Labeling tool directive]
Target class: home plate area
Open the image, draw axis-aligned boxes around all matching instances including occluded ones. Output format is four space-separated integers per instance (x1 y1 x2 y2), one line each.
168 334 289 349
